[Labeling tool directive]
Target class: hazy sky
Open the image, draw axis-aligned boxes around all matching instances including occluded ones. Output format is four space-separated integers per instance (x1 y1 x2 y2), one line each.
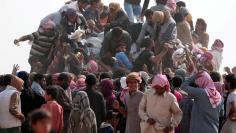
1 0 236 74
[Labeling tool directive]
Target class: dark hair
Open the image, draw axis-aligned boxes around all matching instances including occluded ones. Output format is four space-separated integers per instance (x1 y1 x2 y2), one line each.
3 74 13 86
225 74 236 89
144 9 153 18
176 1 186 7
113 70 126 79
156 0 167 5
17 71 29 90
45 74 53 86
196 18 207 32
112 27 123 37
77 0 90 4
173 13 184 23
210 71 221 82
172 76 183 88
30 109 52 125
33 74 44 82
90 0 100 3
57 73 69 82
141 38 153 48
45 86 59 99
100 72 112 81
0 75 4 87
85 74 97 86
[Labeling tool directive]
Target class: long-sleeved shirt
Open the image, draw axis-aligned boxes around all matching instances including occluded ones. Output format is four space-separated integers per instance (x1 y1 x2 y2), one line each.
139 89 183 133
9 91 23 119
31 81 44 96
41 101 64 133
136 22 157 45
181 76 222 133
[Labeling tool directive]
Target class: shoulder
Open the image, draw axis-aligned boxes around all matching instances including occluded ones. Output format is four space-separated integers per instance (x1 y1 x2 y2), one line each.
144 89 155 96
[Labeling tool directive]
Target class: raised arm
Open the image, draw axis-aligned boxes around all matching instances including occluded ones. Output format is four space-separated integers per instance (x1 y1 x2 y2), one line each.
14 34 34 45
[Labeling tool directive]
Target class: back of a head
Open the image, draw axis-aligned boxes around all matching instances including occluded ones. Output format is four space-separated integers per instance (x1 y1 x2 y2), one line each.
225 74 236 89
17 71 29 89
111 27 123 37
144 9 153 18
30 109 52 125
85 73 97 86
172 76 183 88
33 74 44 82
156 0 168 5
141 38 153 48
0 75 4 87
3 74 13 86
210 71 221 82
57 73 69 82
45 86 59 99
176 1 186 7
173 13 184 23
100 72 112 81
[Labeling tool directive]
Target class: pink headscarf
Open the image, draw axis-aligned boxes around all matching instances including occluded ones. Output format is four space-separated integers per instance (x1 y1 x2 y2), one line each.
167 0 176 12
75 77 86 90
86 60 98 73
195 72 222 108
151 74 170 91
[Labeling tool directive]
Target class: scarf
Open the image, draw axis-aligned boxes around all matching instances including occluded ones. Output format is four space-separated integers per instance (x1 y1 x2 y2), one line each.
195 72 222 108
108 2 121 22
151 74 170 91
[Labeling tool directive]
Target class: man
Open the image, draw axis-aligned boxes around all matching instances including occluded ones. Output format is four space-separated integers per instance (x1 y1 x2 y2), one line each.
82 73 106 131
31 74 46 97
114 72 144 133
139 74 183 133
56 73 72 133
100 27 132 65
84 0 100 22
150 0 171 12
136 9 157 47
133 38 168 74
14 20 59 74
0 75 24 133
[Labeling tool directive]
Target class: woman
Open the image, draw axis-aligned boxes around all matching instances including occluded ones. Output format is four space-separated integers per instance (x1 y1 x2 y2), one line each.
100 78 116 111
181 71 222 133
70 91 97 133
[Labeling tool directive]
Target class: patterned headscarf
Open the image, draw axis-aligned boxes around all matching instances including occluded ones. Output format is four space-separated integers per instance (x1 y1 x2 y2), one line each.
86 60 98 73
151 74 170 91
195 72 222 108
70 91 96 131
126 72 142 83
211 39 224 53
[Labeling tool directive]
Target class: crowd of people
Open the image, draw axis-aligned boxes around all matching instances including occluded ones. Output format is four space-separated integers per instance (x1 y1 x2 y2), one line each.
1 0 236 133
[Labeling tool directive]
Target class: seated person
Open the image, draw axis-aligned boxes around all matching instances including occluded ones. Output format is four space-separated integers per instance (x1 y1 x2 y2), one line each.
114 44 133 71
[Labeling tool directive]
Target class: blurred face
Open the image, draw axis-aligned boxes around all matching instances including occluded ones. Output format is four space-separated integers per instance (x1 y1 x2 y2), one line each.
127 80 139 92
32 118 52 133
57 79 70 90
68 15 77 23
44 92 51 101
195 22 205 32
91 2 100 10
146 16 154 25
153 85 166 95
39 78 46 88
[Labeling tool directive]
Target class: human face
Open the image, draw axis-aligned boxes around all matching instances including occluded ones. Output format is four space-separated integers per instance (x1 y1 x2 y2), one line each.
127 80 139 92
68 15 77 23
39 78 46 88
44 92 52 102
146 16 154 25
153 85 166 95
32 118 52 133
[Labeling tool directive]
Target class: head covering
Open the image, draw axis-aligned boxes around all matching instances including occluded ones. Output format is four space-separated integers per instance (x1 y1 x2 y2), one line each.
52 73 60 81
100 78 114 98
76 77 86 90
109 2 121 13
140 71 150 84
167 0 177 12
175 68 187 80
71 91 95 130
42 20 56 30
17 71 29 89
66 8 77 16
199 51 213 64
152 11 164 24
211 39 224 53
151 74 170 91
120 77 127 89
179 7 189 17
126 72 141 83
195 71 222 108
86 60 98 73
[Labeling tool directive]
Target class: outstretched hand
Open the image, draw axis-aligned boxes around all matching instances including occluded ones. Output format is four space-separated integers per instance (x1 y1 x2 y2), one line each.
14 39 20 46
12 64 20 75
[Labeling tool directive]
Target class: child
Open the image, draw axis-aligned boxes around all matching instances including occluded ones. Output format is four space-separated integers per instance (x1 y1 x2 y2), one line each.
41 86 64 133
30 109 53 133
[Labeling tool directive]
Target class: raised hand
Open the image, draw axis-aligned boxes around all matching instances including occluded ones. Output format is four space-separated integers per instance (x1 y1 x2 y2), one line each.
12 64 20 75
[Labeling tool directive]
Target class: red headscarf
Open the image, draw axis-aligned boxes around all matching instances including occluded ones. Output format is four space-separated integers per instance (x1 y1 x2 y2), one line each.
195 72 222 108
151 74 170 91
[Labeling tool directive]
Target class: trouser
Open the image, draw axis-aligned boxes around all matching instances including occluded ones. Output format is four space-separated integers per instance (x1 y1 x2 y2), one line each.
0 127 21 133
124 2 141 23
